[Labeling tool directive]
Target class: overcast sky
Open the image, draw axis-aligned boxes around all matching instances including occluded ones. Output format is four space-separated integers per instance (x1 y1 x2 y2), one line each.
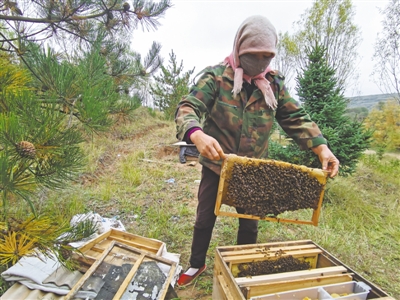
132 0 389 97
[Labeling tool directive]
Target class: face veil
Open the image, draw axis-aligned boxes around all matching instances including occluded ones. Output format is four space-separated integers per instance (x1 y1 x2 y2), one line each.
239 53 273 77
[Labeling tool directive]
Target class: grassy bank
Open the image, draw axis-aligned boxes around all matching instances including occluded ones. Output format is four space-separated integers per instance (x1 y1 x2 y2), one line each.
3 107 399 299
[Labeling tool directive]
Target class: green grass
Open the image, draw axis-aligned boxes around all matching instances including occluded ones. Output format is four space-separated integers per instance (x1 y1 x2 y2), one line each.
2 107 399 299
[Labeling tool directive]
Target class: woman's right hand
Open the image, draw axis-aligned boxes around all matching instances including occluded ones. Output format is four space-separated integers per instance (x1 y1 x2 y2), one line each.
190 130 226 161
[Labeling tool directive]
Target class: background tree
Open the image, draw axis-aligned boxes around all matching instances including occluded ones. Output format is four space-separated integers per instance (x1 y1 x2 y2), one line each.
371 0 400 104
272 32 298 90
269 44 372 176
364 100 400 151
150 50 194 120
292 0 361 92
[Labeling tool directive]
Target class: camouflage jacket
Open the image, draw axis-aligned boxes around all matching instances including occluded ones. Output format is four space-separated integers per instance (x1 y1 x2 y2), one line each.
175 63 327 175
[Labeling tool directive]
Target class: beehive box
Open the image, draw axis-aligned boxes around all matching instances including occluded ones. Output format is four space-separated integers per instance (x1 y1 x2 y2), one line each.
212 240 393 300
69 230 177 300
215 154 328 226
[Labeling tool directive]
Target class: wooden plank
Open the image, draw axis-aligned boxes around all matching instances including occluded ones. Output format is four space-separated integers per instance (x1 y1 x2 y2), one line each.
65 241 115 300
71 252 96 264
216 210 315 225
78 229 164 256
163 263 178 296
114 242 177 300
311 185 326 226
308 254 318 269
225 248 322 260
80 249 101 260
218 240 314 254
245 274 353 298
217 275 235 300
212 274 225 300
78 230 112 253
106 236 160 253
89 245 144 262
235 266 347 285
221 244 318 257
316 253 340 268
109 229 163 250
115 242 175 265
213 248 246 300
223 249 322 264
112 253 146 300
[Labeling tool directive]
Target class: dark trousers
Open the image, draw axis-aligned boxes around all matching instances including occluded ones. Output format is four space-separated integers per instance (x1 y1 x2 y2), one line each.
189 166 259 268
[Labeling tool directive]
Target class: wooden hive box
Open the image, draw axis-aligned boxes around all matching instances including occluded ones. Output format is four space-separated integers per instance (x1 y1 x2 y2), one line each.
212 240 393 300
78 228 165 259
68 241 177 300
215 154 328 226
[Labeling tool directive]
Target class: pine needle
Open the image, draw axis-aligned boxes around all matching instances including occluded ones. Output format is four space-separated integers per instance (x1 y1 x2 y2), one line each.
0 232 37 265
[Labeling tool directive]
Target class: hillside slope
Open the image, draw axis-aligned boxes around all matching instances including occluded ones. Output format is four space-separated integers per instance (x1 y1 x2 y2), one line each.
347 93 398 110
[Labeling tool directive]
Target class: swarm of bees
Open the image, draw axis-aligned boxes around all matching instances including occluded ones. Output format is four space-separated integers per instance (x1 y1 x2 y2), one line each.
237 255 311 277
225 161 324 217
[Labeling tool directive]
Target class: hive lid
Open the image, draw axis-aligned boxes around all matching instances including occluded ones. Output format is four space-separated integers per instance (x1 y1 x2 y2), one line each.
215 154 328 226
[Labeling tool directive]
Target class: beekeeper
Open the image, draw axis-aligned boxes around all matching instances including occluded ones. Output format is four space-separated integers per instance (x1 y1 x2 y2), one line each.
174 15 339 287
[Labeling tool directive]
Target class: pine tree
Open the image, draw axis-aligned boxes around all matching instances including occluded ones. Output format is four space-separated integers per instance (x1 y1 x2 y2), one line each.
269 44 372 176
150 50 194 120
0 54 96 268
0 0 172 56
0 54 86 217
0 1 170 268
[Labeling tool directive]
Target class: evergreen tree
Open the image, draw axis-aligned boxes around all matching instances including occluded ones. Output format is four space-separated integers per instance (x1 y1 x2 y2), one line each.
269 44 372 176
150 50 194 120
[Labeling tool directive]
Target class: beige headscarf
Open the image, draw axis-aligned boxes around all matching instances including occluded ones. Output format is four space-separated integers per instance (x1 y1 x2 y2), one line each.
224 15 278 109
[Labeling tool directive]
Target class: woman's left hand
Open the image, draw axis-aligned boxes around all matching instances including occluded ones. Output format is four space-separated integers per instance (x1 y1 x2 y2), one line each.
312 145 340 178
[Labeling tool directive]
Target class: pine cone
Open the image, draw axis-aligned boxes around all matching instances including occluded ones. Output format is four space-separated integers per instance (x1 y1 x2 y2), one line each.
123 2 130 12
16 141 36 159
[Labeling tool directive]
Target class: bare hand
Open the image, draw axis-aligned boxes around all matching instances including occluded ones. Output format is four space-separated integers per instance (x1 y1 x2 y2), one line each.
190 130 226 161
312 144 340 178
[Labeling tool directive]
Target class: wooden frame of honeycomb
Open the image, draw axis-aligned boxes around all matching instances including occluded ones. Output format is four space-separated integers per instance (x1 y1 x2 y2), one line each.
214 154 328 226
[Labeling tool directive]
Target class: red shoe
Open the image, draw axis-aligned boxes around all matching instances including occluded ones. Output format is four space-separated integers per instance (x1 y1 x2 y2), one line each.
177 265 207 287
